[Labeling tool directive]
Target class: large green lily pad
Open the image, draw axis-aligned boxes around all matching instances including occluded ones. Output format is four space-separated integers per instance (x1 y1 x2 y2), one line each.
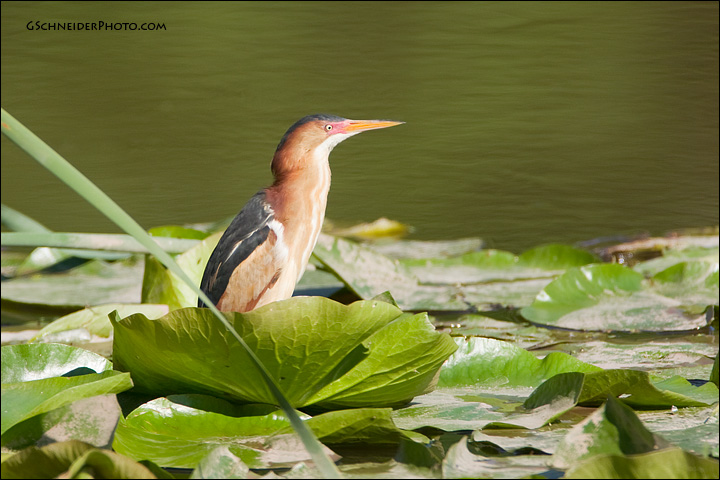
520 263 713 331
0 440 159 479
1 344 132 436
312 234 564 311
113 394 417 469
111 296 457 408
402 244 597 284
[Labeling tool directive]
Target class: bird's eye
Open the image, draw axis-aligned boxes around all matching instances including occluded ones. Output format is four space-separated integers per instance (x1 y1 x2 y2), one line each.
324 124 333 131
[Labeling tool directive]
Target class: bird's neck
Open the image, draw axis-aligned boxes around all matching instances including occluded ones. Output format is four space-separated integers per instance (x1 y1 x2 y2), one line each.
268 147 332 218
266 150 331 278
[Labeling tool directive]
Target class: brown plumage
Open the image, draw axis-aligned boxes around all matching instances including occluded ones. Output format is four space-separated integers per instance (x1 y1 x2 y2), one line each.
199 114 403 312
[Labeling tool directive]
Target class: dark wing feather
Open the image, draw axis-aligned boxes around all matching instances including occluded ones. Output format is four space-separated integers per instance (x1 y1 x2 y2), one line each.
198 190 274 307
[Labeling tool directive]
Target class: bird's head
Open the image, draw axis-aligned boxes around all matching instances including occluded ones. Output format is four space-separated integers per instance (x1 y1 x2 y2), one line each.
272 114 403 178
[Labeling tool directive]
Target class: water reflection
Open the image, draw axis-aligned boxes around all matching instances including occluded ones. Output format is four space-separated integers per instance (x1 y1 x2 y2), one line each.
1 2 717 252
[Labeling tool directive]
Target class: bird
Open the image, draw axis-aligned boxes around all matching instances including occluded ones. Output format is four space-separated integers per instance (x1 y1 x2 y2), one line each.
198 114 404 312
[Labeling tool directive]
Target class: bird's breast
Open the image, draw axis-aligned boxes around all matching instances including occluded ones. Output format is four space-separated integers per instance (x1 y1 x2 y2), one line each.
266 162 331 290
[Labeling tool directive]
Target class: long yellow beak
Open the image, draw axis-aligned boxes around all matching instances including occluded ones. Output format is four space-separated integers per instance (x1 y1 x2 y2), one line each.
344 119 404 132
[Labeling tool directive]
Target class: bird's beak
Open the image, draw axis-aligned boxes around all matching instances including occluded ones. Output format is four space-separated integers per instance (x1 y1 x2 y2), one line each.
344 119 404 133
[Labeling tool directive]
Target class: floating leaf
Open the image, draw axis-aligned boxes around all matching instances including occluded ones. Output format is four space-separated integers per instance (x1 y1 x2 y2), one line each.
402 244 596 284
2 394 122 451
633 245 719 277
521 263 709 331
327 217 411 240
314 234 492 311
111 296 456 408
30 303 168 342
555 340 718 371
369 237 483 259
439 337 602 388
441 436 551 479
525 370 718 410
651 260 719 306
113 395 306 469
552 396 670 469
0 440 157 479
190 446 249 479
115 394 412 469
1 257 144 308
307 312 458 408
564 448 719 479
1 343 112 383
1 344 132 435
141 232 222 310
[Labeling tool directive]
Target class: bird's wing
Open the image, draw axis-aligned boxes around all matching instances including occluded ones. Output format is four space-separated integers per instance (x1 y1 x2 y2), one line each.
198 191 281 310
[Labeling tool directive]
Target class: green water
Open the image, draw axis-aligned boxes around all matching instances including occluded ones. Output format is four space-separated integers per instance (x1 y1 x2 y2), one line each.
2 2 718 252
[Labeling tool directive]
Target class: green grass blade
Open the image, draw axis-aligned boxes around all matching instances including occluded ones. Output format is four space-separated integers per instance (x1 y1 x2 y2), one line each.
1 108 341 478
1 232 199 254
1 204 52 232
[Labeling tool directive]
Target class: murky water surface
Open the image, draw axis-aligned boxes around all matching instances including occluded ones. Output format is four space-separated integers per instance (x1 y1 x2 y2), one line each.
2 2 718 252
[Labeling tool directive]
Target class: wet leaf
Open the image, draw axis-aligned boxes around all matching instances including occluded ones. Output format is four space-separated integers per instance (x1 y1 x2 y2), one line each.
30 303 169 342
2 394 121 451
327 217 411 240
111 296 455 408
551 396 670 469
439 337 601 388
1 344 132 435
441 436 551 479
403 244 596 284
1 257 144 307
651 260 719 306
142 232 221 310
190 446 249 479
0 440 157 479
115 395 409 469
521 263 710 331
113 395 305 469
369 237 483 259
1 343 113 384
564 448 719 479
525 370 718 410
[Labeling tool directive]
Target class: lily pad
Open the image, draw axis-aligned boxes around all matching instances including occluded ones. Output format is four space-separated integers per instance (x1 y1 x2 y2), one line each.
142 232 222 310
326 217 411 240
111 296 456 408
190 446 249 479
438 337 602 388
30 303 169 343
441 436 551 479
313 234 463 309
556 340 719 371
651 260 719 306
402 244 597 284
551 396 670 469
564 447 719 479
2 394 122 451
369 237 484 259
633 245 719 277
524 370 719 410
0 257 145 308
639 405 719 457
313 234 570 310
113 395 310 469
1 344 132 435
114 394 414 469
1 343 112 383
313 234 512 311
520 263 711 331
0 440 158 479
